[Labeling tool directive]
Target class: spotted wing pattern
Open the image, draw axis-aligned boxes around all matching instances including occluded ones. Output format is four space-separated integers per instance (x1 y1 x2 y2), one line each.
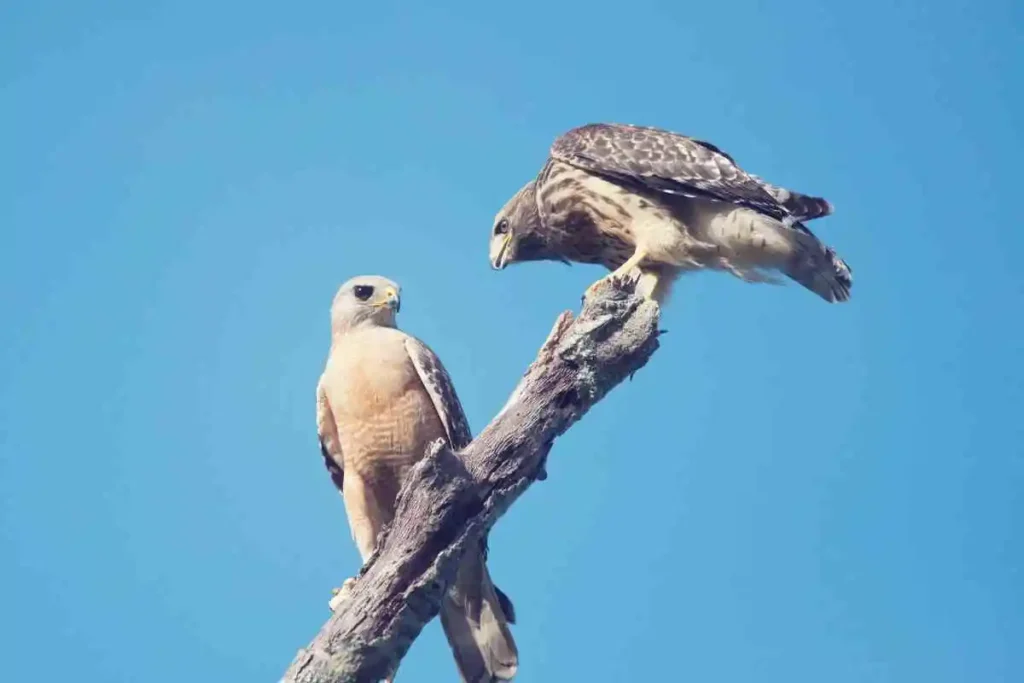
550 122 791 220
404 337 472 451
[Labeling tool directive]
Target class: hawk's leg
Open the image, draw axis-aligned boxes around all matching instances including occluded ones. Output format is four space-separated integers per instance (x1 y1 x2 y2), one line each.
636 266 681 304
584 248 648 299
635 269 662 300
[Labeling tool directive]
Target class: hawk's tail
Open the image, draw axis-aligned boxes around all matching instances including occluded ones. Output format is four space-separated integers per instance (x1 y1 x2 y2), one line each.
440 555 518 682
785 233 853 303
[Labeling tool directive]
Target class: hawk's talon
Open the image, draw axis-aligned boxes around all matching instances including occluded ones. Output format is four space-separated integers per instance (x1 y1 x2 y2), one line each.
583 268 644 302
611 272 638 289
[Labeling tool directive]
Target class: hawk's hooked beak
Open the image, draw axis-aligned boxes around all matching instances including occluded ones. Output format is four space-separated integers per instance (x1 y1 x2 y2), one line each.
491 233 512 271
380 286 401 313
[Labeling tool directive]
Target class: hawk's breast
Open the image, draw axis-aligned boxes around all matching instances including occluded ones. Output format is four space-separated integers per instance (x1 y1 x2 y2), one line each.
325 328 447 488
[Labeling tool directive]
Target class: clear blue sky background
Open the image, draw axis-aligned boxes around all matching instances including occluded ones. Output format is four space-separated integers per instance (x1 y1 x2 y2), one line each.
2 1 1021 681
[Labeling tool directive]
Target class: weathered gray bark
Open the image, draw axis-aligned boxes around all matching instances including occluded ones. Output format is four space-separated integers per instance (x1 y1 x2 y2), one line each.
282 279 662 683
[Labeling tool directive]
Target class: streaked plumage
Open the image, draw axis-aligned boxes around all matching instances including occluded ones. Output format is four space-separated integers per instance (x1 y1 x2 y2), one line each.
316 275 517 683
489 122 852 304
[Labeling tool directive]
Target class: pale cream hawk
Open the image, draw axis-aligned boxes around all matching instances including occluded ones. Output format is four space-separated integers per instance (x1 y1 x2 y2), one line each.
316 275 517 683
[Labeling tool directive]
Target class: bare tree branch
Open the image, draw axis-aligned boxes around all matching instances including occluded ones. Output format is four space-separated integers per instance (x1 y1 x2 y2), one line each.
282 279 662 683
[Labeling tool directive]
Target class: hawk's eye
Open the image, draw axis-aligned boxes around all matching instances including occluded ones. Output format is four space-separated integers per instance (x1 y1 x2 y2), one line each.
494 219 509 235
353 285 374 301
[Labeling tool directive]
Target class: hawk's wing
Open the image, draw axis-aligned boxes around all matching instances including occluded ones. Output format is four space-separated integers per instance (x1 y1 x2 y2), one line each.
316 375 344 492
404 337 472 450
550 122 790 220
748 174 834 222
404 335 517 631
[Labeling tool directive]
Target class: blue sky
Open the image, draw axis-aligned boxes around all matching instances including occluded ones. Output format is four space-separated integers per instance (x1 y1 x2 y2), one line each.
1 1 1021 681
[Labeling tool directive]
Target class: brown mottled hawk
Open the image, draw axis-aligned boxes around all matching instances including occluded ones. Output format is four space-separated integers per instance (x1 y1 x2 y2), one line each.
316 275 517 683
489 122 852 304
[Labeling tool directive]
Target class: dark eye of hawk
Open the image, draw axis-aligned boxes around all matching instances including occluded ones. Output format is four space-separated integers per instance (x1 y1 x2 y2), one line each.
353 285 374 301
494 219 509 235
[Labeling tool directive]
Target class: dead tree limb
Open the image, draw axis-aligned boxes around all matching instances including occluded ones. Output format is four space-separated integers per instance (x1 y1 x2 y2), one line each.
282 279 662 683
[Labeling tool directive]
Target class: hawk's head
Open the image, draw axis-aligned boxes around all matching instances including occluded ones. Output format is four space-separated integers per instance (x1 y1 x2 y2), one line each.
330 275 401 334
490 180 567 270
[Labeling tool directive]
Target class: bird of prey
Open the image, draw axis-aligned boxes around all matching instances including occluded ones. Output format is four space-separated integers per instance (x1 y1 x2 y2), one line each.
316 275 518 683
489 122 852 304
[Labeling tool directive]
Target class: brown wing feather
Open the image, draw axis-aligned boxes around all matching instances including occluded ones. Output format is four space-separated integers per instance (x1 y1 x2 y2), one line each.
404 337 472 450
316 376 344 491
403 337 517 624
749 174 834 221
550 122 790 220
